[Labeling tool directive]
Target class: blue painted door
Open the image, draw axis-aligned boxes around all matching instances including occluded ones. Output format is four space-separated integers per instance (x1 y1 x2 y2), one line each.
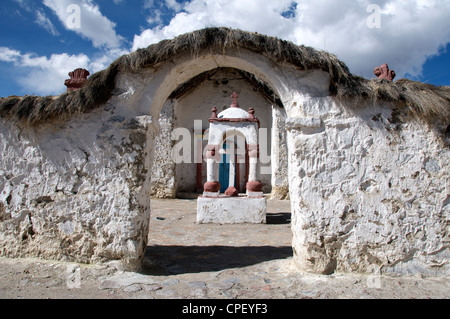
219 142 230 193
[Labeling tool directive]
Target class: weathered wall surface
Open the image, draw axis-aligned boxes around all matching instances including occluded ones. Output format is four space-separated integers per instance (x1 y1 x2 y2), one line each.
287 97 449 275
151 100 177 198
0 102 154 270
271 105 289 199
0 40 448 275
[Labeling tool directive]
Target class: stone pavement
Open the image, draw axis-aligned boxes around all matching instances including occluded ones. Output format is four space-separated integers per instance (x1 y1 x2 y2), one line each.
144 198 293 276
0 198 449 299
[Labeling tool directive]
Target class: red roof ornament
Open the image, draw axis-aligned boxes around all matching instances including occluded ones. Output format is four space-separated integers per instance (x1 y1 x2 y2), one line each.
64 68 90 92
374 64 396 82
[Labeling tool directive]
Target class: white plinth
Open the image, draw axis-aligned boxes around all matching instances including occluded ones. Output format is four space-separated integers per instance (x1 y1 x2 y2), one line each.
197 196 267 224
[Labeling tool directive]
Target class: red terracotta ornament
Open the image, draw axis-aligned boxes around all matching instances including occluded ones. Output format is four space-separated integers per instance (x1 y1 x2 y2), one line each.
374 64 396 82
225 186 239 197
246 181 263 192
204 181 221 193
248 107 255 120
64 68 90 92
230 92 240 108
211 107 218 119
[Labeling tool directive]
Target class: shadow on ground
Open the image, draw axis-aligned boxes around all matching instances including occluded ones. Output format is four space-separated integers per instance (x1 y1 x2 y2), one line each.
142 245 293 276
266 213 291 225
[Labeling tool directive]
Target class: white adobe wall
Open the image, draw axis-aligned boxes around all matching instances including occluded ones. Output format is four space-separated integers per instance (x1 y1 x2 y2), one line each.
0 100 155 271
271 105 289 199
287 96 450 275
151 100 177 198
1 45 448 275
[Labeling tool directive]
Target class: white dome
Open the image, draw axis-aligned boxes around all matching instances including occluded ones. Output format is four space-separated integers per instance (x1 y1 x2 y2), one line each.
218 107 250 119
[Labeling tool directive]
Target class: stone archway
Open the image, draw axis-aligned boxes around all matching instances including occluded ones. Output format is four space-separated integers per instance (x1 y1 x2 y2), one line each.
2 28 448 276
151 67 284 198
127 48 302 267
128 43 332 273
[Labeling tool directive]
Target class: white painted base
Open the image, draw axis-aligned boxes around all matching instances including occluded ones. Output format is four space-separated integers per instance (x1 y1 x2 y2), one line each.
197 196 267 224
247 191 264 198
202 192 220 198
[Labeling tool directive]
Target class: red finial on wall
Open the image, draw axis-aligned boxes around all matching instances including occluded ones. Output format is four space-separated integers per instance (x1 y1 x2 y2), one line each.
230 92 240 108
64 68 90 92
374 64 396 82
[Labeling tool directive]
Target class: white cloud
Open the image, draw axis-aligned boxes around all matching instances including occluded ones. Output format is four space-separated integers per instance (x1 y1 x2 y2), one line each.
0 47 22 63
21 53 90 95
132 0 295 51
88 47 130 73
35 9 59 36
0 48 90 95
13 0 32 12
4 0 128 95
142 0 184 27
0 46 127 96
4 0 449 96
165 0 183 12
132 0 450 80
43 0 124 49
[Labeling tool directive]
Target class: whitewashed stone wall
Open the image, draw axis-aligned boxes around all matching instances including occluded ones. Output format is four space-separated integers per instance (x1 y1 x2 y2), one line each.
151 100 177 198
0 102 154 271
0 44 447 275
287 97 450 275
271 105 289 199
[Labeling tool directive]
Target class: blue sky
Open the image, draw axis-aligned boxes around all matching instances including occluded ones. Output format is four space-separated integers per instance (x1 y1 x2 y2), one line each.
0 0 449 97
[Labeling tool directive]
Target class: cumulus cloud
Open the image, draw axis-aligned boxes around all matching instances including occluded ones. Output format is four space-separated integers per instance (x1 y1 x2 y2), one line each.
0 48 90 95
43 0 124 49
0 46 127 95
2 0 130 95
0 47 22 63
3 0 449 96
132 0 450 80
132 0 295 50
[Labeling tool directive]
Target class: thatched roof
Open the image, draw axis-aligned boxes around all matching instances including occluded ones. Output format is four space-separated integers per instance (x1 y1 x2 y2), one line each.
0 27 449 126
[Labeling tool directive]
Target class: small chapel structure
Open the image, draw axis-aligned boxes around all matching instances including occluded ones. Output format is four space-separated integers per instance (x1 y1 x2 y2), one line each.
197 92 267 224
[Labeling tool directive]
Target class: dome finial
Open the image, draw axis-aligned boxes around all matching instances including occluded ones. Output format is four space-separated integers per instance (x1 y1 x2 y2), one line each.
230 92 240 108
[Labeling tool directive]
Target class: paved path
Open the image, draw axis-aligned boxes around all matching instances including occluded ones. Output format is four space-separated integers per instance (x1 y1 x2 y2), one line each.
0 199 449 300
144 198 293 275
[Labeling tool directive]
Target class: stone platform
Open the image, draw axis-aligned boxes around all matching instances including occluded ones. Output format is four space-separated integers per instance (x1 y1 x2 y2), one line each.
197 195 267 224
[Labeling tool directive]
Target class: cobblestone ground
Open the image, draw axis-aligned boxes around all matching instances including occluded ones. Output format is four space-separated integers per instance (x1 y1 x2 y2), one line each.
0 199 448 299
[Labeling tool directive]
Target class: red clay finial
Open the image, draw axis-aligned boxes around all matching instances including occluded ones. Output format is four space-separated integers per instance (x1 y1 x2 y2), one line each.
211 107 218 119
374 64 396 82
64 68 90 92
230 92 240 108
248 107 255 120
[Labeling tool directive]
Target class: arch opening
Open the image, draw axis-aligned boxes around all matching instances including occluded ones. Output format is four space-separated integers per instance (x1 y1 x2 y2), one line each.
150 67 288 199
143 52 293 276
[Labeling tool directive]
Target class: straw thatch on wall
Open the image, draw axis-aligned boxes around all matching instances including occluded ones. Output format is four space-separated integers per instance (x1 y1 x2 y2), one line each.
0 27 449 127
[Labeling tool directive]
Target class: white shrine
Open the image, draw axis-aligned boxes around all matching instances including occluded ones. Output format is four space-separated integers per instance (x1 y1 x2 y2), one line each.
197 93 267 224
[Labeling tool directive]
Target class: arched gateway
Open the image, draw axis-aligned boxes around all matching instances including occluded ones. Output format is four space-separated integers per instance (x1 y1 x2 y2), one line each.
0 28 449 275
